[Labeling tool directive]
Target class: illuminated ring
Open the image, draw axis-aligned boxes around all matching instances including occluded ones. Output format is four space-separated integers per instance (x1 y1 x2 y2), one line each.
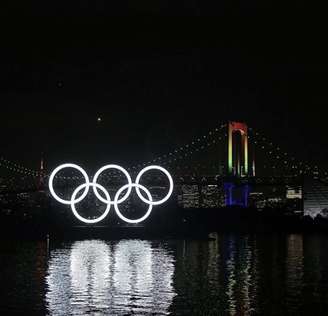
114 183 153 224
135 165 174 205
71 182 111 224
48 163 90 205
92 164 132 205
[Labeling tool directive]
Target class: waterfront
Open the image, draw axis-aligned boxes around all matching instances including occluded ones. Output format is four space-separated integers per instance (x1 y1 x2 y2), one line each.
1 233 328 315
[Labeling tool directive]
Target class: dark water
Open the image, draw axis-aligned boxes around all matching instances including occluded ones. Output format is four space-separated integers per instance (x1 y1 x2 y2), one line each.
1 233 328 315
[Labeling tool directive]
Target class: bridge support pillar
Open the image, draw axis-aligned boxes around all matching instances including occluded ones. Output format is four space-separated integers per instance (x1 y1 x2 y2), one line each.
224 182 250 207
224 183 234 206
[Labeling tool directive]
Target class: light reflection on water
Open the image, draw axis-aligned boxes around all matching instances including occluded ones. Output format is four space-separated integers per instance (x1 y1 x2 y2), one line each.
46 240 175 315
1 234 328 315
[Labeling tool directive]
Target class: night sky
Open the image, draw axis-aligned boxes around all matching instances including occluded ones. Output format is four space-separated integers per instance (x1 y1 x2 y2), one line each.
0 7 327 171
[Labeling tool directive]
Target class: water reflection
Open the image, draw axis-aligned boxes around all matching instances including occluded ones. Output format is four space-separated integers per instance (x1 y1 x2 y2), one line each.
226 236 237 315
70 241 111 312
2 234 328 315
171 234 264 315
46 240 175 315
286 234 304 314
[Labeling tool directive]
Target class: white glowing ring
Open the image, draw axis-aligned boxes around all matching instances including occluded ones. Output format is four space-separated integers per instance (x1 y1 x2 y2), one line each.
135 165 174 205
48 163 174 224
71 182 111 224
114 183 153 224
92 164 132 204
48 163 90 205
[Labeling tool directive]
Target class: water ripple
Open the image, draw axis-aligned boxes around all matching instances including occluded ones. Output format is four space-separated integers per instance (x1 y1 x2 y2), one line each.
45 240 175 315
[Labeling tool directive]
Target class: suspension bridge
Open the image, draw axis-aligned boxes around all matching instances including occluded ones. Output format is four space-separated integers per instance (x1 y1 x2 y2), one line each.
0 121 327 217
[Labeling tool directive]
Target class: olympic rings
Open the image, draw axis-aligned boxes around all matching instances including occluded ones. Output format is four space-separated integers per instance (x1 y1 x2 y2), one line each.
114 183 153 224
135 165 174 206
92 164 132 205
48 164 174 224
71 182 111 224
49 163 90 205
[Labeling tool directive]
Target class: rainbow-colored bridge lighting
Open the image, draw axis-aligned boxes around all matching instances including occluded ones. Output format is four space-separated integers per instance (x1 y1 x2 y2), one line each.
228 121 249 177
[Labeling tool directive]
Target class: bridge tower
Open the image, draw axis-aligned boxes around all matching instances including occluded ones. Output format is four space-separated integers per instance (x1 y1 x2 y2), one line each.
38 153 45 191
225 121 253 207
228 121 249 177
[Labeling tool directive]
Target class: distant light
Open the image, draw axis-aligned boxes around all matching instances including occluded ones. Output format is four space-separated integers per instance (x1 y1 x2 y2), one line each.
56 80 64 88
97 117 102 122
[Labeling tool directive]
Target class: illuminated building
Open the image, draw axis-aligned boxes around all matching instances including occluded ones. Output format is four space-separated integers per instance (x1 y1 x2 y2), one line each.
180 185 200 208
201 184 225 208
286 186 302 199
304 177 328 218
